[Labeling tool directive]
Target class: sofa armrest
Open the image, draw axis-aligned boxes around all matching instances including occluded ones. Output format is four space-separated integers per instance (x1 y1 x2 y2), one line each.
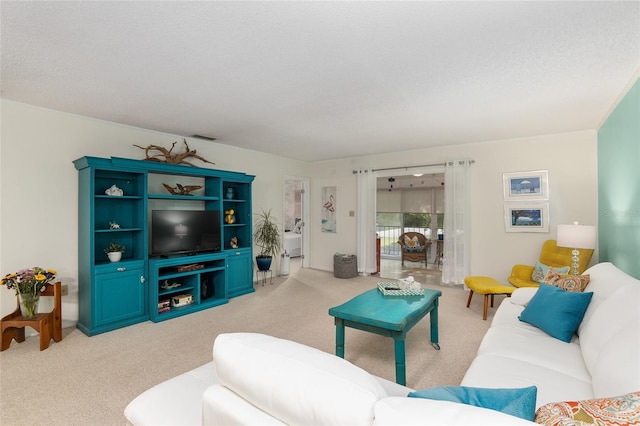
124 363 220 426
508 265 539 288
373 397 536 425
202 385 284 425
509 287 539 306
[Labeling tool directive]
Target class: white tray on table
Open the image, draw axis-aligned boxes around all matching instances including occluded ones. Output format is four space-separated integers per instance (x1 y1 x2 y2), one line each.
377 282 424 296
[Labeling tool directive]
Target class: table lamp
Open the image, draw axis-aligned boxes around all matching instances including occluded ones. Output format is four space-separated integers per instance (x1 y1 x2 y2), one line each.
556 222 597 275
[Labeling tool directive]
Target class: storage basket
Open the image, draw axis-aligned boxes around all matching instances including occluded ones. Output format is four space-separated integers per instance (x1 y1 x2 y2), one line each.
333 253 358 278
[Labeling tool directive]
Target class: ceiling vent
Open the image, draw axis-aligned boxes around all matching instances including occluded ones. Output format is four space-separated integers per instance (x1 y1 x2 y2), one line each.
191 134 217 141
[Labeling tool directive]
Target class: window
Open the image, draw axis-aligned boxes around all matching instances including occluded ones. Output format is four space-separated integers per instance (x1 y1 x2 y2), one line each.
376 212 433 256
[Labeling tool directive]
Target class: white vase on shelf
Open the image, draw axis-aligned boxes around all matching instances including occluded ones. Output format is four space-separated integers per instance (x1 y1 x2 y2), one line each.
107 251 122 262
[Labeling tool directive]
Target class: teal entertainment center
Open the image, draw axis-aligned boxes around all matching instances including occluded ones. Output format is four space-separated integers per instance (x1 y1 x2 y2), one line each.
73 156 255 336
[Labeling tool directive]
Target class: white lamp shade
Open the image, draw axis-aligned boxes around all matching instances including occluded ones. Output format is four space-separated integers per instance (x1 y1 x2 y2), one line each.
557 222 597 249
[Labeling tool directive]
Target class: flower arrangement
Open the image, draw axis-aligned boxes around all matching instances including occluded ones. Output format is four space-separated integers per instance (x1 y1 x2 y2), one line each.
1 266 57 296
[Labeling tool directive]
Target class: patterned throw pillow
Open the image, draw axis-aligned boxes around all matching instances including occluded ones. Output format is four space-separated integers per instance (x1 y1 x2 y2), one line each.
404 235 422 250
542 269 591 292
532 262 571 282
534 391 640 426
404 235 416 248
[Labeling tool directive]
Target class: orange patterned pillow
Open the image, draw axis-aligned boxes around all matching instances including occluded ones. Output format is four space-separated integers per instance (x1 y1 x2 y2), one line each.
542 269 590 292
534 391 640 425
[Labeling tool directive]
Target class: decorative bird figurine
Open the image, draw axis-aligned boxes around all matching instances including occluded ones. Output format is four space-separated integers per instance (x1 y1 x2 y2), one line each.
163 183 203 196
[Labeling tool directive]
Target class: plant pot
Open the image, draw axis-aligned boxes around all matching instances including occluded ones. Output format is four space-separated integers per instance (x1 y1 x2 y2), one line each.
256 256 272 271
107 251 123 262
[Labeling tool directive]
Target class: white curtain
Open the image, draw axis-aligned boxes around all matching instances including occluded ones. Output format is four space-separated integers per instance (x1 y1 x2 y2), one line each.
356 170 377 274
442 159 472 284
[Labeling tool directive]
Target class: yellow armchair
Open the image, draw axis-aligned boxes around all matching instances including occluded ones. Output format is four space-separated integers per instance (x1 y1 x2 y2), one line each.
508 240 594 288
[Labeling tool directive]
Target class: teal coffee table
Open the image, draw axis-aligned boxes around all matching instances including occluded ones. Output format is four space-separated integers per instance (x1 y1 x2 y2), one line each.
328 287 442 386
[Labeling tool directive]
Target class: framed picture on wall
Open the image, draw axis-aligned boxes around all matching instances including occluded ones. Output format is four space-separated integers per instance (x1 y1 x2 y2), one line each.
504 202 550 233
503 170 549 201
321 186 336 233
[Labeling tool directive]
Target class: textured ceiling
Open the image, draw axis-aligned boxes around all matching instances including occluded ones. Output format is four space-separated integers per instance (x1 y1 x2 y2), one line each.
1 1 639 162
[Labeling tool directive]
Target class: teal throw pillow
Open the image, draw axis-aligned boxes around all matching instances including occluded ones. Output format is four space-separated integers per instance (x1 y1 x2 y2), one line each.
518 283 593 342
408 385 537 421
531 262 570 283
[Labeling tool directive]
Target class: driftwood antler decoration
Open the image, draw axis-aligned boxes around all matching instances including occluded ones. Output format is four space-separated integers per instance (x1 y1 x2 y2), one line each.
133 139 214 166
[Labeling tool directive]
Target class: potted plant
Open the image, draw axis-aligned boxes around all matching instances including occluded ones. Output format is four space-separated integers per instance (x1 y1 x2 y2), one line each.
253 209 281 271
104 241 126 262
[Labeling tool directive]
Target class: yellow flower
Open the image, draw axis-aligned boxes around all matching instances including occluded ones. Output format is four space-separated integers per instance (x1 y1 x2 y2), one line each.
0 267 56 296
1 273 15 285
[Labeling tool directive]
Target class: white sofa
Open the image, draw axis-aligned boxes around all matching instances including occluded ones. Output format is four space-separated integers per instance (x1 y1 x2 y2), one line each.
461 262 639 407
125 262 639 425
125 332 532 425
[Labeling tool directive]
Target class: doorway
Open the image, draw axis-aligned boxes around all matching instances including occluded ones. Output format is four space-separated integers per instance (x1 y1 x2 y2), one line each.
283 176 310 276
375 168 444 282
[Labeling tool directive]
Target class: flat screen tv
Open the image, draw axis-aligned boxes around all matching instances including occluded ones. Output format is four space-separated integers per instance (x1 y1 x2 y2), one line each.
151 210 221 256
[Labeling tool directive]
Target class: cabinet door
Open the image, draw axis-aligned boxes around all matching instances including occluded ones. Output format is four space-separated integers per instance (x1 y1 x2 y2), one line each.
227 249 254 298
95 267 147 326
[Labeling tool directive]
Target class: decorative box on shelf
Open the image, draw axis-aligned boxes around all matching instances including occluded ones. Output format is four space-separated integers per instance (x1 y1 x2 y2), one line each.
175 264 205 272
158 299 171 313
377 282 425 296
171 294 193 307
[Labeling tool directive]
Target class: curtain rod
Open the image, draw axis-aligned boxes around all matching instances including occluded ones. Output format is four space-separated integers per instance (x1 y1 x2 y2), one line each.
352 163 442 174
352 160 474 174
372 162 444 172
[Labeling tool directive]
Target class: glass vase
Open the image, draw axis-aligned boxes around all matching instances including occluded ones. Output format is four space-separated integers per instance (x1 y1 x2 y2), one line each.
18 293 40 319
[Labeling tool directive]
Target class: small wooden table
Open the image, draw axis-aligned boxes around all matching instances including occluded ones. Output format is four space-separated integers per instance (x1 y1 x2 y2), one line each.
328 287 442 386
434 239 444 268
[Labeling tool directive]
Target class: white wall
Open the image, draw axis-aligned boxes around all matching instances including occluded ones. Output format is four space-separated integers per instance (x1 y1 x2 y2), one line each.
305 131 598 278
0 100 308 320
1 99 599 322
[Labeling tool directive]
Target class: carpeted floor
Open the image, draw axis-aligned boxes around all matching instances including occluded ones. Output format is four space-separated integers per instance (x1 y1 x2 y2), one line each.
0 268 499 425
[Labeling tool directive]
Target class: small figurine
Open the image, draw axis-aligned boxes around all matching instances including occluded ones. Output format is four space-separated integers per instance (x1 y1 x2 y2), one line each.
162 183 203 196
230 237 238 249
105 185 123 196
224 209 235 224
109 221 120 229
161 280 182 290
